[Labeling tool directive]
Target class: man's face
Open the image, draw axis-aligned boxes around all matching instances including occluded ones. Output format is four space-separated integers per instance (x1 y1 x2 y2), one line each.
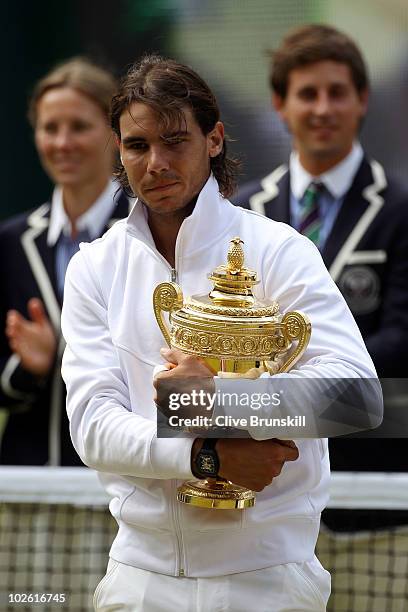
118 102 224 215
273 60 368 171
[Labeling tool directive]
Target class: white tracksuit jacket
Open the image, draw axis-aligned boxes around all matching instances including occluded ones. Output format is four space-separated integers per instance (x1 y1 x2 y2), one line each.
61 175 379 577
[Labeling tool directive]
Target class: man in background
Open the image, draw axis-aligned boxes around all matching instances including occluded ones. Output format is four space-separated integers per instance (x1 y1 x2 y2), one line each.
235 25 408 490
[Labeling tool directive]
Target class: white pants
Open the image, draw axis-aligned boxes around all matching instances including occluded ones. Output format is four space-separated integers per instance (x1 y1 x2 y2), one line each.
94 556 330 612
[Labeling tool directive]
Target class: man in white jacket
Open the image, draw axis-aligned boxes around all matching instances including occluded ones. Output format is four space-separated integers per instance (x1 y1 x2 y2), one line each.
61 55 380 611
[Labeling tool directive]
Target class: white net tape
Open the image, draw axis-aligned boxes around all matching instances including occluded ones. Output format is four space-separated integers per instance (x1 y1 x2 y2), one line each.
1 468 408 611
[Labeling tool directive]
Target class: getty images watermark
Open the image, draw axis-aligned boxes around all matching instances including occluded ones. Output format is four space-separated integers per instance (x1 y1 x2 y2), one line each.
157 377 384 438
166 389 306 429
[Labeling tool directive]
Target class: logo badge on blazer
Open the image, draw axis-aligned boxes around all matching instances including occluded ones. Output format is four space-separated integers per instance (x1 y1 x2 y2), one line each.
339 265 380 315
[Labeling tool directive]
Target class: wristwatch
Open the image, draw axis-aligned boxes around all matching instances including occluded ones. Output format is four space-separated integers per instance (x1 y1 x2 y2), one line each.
193 438 219 479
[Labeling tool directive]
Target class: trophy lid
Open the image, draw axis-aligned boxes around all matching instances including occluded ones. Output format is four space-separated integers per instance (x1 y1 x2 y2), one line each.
184 237 279 320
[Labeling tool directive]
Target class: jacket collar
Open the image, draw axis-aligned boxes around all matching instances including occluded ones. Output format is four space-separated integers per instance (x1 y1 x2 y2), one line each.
126 174 238 256
248 156 386 281
247 164 289 222
248 167 291 224
47 179 124 246
324 157 387 279
22 205 61 330
21 188 131 328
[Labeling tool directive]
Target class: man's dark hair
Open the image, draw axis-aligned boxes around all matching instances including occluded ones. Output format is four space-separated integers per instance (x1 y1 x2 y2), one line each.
111 54 239 198
270 24 369 99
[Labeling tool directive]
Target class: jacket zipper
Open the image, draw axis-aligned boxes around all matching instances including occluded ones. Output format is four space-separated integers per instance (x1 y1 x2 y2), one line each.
130 230 183 572
170 264 183 574
171 481 185 576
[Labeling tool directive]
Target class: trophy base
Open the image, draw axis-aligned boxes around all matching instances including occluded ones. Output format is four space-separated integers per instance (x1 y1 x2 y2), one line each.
177 479 255 509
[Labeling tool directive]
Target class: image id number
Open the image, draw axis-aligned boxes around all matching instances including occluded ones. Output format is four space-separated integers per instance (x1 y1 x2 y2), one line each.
9 593 66 604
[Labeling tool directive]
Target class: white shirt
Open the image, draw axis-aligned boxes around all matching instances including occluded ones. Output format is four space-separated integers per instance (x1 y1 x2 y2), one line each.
289 142 364 249
47 179 119 246
290 141 364 200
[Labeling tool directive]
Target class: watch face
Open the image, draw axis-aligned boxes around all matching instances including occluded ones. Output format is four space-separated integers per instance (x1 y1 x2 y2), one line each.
195 442 219 479
200 454 216 474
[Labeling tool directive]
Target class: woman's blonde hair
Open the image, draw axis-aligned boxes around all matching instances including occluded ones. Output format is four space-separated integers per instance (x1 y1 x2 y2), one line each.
28 57 117 126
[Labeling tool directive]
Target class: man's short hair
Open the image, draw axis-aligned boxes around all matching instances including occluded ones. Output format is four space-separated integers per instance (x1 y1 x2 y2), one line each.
270 24 369 99
111 54 239 198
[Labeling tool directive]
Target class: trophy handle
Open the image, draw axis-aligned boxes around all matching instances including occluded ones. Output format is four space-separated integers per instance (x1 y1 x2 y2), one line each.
276 311 311 373
153 282 184 347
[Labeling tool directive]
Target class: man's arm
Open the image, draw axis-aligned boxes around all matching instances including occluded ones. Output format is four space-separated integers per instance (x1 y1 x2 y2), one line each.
61 248 195 480
191 437 299 491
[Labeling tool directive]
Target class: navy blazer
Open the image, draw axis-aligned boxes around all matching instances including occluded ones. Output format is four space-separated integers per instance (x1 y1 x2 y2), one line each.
0 189 131 465
235 158 408 472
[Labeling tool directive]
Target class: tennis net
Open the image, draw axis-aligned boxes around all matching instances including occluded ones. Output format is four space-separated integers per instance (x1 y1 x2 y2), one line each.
0 468 113 611
1 468 408 611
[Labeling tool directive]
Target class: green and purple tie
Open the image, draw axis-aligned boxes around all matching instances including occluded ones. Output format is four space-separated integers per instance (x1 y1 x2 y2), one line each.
299 182 323 246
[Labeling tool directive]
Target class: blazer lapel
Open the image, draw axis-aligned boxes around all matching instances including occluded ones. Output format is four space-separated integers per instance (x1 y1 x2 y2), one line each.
264 170 291 223
35 229 58 296
20 189 131 336
249 164 290 223
21 204 61 332
323 158 387 281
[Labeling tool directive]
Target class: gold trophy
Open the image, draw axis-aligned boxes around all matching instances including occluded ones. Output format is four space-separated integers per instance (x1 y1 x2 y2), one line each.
153 237 311 509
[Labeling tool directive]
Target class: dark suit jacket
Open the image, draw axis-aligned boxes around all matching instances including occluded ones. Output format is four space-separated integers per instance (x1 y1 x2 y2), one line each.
235 157 408 472
0 189 131 465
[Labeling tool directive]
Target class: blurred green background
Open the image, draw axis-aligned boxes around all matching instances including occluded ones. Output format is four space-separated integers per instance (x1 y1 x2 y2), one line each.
2 0 408 220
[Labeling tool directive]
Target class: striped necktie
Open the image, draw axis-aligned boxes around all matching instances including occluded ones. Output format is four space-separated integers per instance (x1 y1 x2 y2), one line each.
299 182 323 245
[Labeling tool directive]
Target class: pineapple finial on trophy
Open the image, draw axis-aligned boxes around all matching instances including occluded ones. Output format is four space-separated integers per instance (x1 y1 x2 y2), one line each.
227 237 245 273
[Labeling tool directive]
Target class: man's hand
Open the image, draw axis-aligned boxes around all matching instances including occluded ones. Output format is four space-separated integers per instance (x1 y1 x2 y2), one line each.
156 347 216 378
154 348 216 418
5 298 57 377
192 438 299 492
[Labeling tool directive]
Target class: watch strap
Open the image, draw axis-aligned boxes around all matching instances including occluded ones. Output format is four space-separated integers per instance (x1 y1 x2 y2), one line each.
201 438 218 452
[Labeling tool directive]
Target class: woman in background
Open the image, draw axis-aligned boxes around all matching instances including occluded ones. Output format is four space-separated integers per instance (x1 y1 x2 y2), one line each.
0 57 130 465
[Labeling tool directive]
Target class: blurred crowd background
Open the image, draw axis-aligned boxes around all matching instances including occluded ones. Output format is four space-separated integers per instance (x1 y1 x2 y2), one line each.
3 0 408 220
